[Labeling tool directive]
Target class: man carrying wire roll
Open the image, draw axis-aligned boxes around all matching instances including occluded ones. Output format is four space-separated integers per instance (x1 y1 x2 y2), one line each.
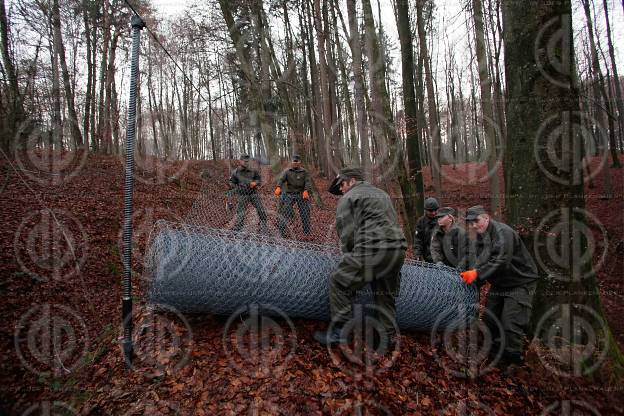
229 154 269 233
275 154 313 238
314 167 407 348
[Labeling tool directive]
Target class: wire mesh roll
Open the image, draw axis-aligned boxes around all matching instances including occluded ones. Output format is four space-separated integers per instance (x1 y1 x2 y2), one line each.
145 222 479 331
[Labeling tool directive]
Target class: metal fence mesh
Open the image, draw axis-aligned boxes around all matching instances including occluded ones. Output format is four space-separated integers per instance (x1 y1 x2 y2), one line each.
144 219 479 331
143 161 478 331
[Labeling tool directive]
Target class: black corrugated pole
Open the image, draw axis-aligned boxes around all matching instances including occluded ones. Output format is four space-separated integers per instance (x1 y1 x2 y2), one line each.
122 14 145 368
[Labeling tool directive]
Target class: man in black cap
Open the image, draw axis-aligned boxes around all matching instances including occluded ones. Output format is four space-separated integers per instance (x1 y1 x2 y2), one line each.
460 205 539 369
314 167 407 347
229 155 269 233
413 197 440 262
275 154 313 237
430 207 472 269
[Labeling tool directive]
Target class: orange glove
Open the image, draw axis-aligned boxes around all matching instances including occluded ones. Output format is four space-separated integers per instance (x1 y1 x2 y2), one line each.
274 186 282 197
249 181 257 189
303 190 310 200
460 269 478 285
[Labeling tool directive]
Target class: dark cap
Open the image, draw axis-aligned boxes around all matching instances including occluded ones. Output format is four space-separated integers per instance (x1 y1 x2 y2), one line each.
465 205 487 221
328 167 365 195
292 154 301 161
240 154 250 160
424 197 440 210
435 207 456 218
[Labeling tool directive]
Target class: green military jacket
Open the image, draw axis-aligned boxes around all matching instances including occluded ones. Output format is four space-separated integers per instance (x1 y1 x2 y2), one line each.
413 215 438 262
430 224 473 270
229 166 261 193
474 219 539 288
335 182 407 254
277 167 312 193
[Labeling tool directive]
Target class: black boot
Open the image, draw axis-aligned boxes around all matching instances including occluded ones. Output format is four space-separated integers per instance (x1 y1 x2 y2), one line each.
313 326 347 346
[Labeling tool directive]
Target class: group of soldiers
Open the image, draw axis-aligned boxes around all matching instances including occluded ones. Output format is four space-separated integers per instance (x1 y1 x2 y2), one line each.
411 197 539 369
312 170 539 373
229 158 539 371
228 154 312 237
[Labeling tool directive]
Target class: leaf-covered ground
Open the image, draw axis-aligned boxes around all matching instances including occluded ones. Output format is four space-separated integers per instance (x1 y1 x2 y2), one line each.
1 152 622 415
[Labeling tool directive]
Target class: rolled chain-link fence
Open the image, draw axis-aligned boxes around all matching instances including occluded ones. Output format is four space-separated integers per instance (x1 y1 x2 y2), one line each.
144 160 479 331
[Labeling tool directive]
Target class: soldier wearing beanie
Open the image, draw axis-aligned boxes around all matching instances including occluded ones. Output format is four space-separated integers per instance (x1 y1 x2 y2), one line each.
413 197 440 262
275 154 313 237
229 154 268 233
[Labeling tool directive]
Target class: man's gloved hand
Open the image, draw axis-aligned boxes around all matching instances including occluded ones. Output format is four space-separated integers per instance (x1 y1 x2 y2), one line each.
274 186 282 197
460 269 478 285
249 181 257 189
303 190 310 200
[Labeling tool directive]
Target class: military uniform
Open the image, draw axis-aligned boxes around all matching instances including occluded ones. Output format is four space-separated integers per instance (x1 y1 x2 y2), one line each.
276 166 313 236
329 180 407 337
413 215 438 262
430 224 472 269
471 215 539 364
229 165 268 232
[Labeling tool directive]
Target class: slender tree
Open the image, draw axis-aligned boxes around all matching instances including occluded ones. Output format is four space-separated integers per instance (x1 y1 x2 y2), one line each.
416 0 442 193
395 0 425 230
472 0 501 217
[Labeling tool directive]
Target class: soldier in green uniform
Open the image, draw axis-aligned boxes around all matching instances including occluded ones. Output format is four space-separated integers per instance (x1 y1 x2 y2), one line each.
274 155 313 237
460 205 539 368
430 207 472 270
314 168 407 347
229 155 268 233
414 197 440 262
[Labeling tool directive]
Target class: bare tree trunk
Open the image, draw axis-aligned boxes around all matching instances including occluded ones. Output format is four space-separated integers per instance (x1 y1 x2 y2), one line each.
304 0 324 171
581 0 621 169
104 30 119 154
396 0 424 233
52 0 82 148
603 0 624 159
0 0 25 150
82 1 93 149
48 18 62 150
472 0 501 217
346 0 370 171
89 7 97 152
416 0 442 194
96 0 110 153
147 39 159 158
415 41 429 167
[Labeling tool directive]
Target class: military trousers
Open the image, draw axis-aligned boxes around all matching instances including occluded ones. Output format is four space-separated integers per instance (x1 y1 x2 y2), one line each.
329 249 405 335
277 193 311 236
233 192 268 231
482 280 537 361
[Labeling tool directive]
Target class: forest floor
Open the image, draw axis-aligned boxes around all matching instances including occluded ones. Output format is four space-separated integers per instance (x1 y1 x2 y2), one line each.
0 151 623 415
